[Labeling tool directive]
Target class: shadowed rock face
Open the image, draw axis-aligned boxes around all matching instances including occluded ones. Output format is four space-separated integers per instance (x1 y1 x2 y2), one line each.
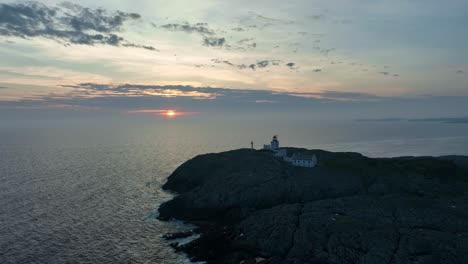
158 148 468 264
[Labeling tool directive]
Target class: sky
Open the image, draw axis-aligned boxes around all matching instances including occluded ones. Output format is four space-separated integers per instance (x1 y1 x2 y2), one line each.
0 0 467 119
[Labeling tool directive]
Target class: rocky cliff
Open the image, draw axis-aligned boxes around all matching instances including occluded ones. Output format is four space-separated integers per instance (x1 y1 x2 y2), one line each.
158 148 468 264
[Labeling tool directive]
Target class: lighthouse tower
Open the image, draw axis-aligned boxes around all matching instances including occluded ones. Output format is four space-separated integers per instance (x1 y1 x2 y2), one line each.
270 135 279 150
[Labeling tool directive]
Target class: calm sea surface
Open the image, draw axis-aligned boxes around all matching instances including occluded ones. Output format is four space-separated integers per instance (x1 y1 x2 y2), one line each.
1 117 468 263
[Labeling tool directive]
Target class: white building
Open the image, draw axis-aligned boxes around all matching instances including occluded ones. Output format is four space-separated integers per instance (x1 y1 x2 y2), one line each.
291 153 318 168
263 135 318 167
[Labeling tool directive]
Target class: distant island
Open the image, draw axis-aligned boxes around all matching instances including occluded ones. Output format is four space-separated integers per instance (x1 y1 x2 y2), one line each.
158 147 468 264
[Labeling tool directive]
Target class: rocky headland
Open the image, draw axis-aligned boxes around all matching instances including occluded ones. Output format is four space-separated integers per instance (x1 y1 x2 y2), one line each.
158 148 468 264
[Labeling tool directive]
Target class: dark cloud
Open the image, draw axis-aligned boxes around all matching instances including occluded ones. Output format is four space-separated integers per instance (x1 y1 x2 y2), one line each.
123 43 158 51
160 22 215 35
247 42 257 48
224 38 256 50
312 69 322 72
319 48 335 56
203 37 226 47
271 60 281 66
5 83 468 120
58 83 387 104
211 59 290 71
0 86 7 89
238 38 254 44
288 91 385 101
0 2 156 50
379 71 400 77
231 27 244 32
159 21 234 49
286 62 298 69
456 70 465 74
211 59 234 66
256 60 269 68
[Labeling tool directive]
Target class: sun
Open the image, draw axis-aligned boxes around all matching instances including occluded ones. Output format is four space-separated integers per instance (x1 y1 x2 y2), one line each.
166 110 176 117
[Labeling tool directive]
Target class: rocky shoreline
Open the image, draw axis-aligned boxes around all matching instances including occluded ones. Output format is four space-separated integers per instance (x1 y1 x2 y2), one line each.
158 148 468 264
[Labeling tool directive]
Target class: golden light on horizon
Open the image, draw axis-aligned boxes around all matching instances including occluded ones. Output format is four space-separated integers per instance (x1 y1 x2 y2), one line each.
127 109 199 117
166 110 176 117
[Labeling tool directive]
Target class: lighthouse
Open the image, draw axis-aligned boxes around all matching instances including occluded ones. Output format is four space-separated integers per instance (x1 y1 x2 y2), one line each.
262 135 318 167
270 135 279 150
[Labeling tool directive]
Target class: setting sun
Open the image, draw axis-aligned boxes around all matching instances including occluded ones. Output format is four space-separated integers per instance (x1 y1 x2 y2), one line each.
166 110 176 117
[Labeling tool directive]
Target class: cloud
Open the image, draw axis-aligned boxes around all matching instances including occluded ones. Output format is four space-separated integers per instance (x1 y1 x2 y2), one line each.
238 38 254 44
286 62 299 69
0 2 156 50
40 83 386 105
211 59 235 66
58 83 387 103
313 69 322 72
319 48 335 56
212 59 292 71
160 22 215 35
7 83 468 119
379 71 400 77
456 70 465 74
256 60 269 68
231 27 244 32
247 43 257 48
203 37 226 47
60 83 220 99
159 21 235 49
287 90 386 101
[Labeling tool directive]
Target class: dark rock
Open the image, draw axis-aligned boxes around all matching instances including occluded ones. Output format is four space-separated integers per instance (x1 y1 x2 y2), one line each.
158 148 468 263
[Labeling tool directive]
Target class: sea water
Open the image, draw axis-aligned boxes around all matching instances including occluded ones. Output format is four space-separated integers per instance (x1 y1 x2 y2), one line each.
1 116 467 263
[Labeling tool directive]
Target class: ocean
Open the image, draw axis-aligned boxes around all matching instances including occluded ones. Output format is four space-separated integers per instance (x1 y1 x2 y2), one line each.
1 116 468 263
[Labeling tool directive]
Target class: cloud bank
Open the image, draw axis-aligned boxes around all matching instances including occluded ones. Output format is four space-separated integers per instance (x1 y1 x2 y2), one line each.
0 1 156 50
